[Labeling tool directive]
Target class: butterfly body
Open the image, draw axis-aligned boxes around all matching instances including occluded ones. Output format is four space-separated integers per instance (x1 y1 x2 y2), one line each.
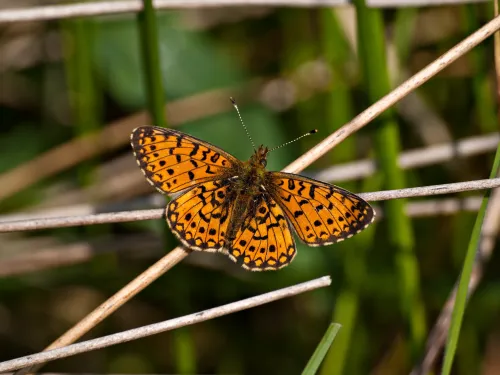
131 126 374 271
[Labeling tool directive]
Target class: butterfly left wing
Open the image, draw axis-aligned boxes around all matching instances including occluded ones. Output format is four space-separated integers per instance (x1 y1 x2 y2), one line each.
167 179 234 251
266 172 374 246
131 126 240 194
227 193 296 271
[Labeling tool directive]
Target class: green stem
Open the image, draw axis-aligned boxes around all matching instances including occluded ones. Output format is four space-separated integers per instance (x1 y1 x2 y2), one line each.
137 0 167 127
354 0 426 360
441 144 500 375
62 17 101 183
302 323 342 375
319 9 378 374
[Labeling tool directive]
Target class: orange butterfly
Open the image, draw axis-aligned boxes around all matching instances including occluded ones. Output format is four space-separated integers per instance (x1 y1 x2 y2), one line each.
131 103 374 271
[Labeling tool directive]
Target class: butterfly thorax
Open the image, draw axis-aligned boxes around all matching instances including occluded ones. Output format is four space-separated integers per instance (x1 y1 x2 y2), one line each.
225 145 270 241
234 145 269 190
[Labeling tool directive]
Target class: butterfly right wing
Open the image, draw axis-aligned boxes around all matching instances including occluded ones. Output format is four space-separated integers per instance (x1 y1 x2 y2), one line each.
131 126 240 194
267 172 374 246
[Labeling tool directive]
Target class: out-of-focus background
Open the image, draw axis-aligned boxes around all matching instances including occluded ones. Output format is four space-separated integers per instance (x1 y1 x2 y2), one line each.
0 1 499 374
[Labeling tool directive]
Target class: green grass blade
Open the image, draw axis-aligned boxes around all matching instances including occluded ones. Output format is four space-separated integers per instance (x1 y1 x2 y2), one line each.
441 144 500 375
462 5 497 133
320 8 355 164
137 3 192 371
302 323 342 375
319 9 368 375
61 16 101 182
137 0 166 127
321 225 377 375
354 0 427 361
393 8 418 65
173 328 197 375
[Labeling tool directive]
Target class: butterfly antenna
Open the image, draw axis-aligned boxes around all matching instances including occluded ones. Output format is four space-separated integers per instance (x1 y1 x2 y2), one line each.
269 129 318 152
230 97 256 150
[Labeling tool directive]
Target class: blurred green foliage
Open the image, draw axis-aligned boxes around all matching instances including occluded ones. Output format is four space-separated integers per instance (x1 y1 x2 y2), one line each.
0 4 499 375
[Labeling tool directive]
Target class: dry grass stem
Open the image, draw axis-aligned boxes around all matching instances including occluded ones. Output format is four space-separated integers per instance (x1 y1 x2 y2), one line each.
283 15 500 174
370 0 486 7
0 1 350 23
9 247 188 375
0 196 483 278
0 178 497 233
0 195 165 223
0 1 490 24
0 276 332 372
495 0 500 110
358 178 500 201
0 208 164 233
410 187 500 375
312 133 499 182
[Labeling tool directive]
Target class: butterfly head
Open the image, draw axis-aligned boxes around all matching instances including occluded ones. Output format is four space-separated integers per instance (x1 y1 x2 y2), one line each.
249 145 269 168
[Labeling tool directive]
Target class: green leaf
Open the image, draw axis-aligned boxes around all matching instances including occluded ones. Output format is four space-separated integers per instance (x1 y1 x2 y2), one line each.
302 323 342 375
441 144 500 375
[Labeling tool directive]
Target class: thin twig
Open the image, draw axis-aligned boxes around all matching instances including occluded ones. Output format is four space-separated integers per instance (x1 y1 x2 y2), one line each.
310 133 499 182
410 186 500 375
7 247 189 375
0 192 483 229
0 178 497 233
0 276 331 372
358 178 500 201
0 1 348 23
0 208 164 233
0 195 165 223
0 197 483 278
0 0 490 24
494 0 500 121
283 15 500 174
369 0 486 7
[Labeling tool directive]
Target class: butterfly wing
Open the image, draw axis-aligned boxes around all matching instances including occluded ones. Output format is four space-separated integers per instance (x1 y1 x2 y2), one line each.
267 172 374 246
131 126 240 194
227 193 296 271
167 179 235 251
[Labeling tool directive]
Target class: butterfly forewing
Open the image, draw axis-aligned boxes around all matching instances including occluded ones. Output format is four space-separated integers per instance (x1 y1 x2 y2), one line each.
227 193 296 270
267 172 374 246
131 126 240 194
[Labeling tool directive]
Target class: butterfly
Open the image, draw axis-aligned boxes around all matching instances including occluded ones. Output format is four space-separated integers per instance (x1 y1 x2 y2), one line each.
131 107 374 271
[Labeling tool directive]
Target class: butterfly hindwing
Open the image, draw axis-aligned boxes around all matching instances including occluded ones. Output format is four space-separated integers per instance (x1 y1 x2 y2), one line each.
267 172 374 246
166 180 234 252
131 126 239 194
227 193 296 271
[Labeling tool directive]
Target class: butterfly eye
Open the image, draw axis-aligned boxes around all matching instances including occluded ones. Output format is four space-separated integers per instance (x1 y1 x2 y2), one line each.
260 159 267 167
